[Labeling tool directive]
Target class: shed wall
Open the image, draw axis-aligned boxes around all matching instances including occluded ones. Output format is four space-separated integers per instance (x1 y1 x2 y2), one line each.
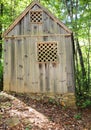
4 35 73 93
4 4 74 94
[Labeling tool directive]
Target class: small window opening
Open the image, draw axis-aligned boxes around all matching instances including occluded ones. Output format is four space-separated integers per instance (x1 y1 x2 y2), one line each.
30 10 42 23
37 42 58 63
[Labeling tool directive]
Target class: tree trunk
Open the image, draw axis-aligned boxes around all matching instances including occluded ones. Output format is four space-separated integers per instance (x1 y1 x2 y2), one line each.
0 3 3 90
0 3 3 62
63 0 87 92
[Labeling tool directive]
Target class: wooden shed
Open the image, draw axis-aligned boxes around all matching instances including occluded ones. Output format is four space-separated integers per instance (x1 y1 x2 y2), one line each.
3 1 75 104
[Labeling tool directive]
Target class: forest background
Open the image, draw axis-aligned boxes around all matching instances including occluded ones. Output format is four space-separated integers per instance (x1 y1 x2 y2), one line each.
0 0 91 108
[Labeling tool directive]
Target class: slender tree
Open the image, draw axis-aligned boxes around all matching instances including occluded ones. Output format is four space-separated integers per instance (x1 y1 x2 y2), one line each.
0 3 3 61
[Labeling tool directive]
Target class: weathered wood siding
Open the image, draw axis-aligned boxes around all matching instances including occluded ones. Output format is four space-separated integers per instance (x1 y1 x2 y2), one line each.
4 4 74 94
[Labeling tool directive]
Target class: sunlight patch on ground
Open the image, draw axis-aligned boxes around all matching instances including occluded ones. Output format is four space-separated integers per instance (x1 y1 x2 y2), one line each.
0 92 50 129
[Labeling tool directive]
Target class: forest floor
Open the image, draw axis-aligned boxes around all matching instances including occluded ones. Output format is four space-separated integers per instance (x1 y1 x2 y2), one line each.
0 91 91 130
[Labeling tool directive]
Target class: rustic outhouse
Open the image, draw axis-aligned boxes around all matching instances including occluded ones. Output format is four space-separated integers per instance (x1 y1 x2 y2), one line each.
3 1 75 105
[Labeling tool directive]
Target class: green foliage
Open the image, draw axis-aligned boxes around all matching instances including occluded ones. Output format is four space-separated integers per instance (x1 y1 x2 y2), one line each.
74 113 82 120
25 128 29 130
48 98 55 104
0 0 91 99
25 126 32 130
76 92 91 109
82 99 91 108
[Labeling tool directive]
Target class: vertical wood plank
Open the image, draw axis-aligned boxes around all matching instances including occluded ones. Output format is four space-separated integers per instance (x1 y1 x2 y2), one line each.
24 15 27 34
7 39 11 91
23 37 27 92
61 36 67 93
26 13 31 34
10 38 16 91
54 29 63 93
39 64 43 92
14 38 18 92
65 37 75 92
28 37 33 92
23 13 30 34
45 63 50 92
3 39 10 91
43 12 50 34
16 38 24 92
30 22 36 92
49 63 56 93
21 19 24 35
23 37 31 92
29 37 39 92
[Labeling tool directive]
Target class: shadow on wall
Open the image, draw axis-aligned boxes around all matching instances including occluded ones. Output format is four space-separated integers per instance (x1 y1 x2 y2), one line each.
0 61 3 91
0 74 3 91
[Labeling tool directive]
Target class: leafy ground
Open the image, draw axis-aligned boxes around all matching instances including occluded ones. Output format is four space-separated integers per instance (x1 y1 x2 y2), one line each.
0 92 91 130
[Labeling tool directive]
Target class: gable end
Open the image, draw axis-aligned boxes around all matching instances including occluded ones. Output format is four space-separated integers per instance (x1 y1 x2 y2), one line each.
3 1 72 37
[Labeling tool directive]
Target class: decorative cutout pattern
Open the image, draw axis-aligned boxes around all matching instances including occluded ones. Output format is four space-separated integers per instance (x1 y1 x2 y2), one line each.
37 42 58 62
30 11 42 23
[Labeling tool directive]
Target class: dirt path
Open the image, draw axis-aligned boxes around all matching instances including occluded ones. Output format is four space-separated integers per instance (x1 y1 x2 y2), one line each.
0 92 91 130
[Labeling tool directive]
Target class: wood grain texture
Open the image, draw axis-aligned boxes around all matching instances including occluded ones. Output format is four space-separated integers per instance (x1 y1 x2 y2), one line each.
3 39 10 91
3 3 74 95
